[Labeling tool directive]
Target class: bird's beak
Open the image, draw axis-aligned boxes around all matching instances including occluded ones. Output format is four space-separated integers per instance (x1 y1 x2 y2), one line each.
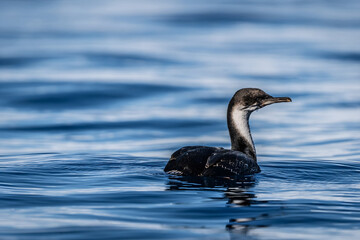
260 96 292 108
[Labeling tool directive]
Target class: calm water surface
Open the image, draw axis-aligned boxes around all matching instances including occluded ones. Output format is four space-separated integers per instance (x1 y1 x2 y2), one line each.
0 0 360 239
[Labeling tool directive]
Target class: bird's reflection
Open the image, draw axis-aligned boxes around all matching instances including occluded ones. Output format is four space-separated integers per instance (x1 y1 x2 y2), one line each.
166 175 269 239
166 174 255 190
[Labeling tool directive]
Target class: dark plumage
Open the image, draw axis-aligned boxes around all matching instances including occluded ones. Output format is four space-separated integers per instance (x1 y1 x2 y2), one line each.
164 88 291 177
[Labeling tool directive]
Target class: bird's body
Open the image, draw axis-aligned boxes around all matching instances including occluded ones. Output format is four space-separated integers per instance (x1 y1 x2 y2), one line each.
164 88 291 177
164 146 260 176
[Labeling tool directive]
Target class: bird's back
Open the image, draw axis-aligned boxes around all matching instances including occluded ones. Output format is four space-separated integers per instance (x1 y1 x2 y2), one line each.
164 146 260 177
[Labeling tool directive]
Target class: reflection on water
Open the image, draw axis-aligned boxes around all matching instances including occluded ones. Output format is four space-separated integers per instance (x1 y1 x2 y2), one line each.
167 175 262 233
0 0 359 239
166 174 271 239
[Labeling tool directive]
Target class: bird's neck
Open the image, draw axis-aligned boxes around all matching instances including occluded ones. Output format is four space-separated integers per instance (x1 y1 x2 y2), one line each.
227 104 256 161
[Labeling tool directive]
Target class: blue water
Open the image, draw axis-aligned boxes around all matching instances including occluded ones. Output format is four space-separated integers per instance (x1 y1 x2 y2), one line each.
0 0 360 239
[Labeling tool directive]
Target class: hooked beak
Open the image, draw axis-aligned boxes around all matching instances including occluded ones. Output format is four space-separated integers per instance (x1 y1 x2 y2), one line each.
260 96 292 108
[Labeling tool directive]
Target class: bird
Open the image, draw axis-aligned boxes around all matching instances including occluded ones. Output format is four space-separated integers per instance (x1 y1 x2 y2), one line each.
164 88 291 177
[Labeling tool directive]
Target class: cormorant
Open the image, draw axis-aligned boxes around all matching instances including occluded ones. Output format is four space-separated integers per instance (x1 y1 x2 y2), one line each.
164 88 291 177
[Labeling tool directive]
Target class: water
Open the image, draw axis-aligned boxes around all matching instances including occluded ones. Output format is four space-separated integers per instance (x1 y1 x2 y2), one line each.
0 0 359 239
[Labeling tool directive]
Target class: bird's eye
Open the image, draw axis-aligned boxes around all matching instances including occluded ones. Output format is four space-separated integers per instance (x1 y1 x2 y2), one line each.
257 95 269 101
256 97 265 102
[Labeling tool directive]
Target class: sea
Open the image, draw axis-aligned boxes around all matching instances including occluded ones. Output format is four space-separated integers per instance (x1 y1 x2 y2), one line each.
0 0 359 239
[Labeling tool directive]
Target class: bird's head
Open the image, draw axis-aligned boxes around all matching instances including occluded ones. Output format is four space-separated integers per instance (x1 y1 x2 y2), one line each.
232 88 291 112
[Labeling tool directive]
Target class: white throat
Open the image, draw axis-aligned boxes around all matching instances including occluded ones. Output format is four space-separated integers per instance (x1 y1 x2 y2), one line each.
231 108 255 151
